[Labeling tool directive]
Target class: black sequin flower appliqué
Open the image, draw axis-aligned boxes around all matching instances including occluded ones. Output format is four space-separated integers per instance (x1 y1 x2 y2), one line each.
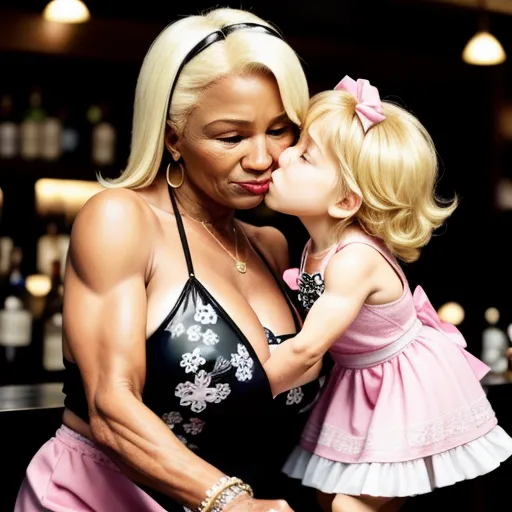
298 272 325 311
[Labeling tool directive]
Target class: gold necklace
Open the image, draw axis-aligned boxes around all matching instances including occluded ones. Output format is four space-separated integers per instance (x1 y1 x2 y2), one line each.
181 211 248 274
202 222 248 274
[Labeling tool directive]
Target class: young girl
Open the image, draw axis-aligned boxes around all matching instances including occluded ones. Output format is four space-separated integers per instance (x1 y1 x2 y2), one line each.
263 76 512 512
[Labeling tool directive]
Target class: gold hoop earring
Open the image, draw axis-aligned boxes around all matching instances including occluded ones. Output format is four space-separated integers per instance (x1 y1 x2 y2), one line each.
166 162 185 188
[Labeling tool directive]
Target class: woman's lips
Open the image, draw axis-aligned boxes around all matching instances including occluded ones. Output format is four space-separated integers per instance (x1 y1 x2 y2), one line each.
236 179 271 194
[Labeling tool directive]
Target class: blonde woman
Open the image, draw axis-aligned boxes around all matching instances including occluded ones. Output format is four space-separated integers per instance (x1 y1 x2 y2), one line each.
14 8 327 512
263 76 512 511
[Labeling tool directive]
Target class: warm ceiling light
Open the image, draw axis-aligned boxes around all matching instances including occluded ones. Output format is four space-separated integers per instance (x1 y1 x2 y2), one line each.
43 0 90 24
462 31 506 65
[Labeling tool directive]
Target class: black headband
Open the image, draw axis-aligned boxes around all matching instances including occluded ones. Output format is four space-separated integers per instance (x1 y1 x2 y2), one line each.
166 22 284 126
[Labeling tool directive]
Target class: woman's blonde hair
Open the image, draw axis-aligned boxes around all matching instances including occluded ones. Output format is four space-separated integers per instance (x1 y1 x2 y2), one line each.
98 8 309 189
304 90 458 263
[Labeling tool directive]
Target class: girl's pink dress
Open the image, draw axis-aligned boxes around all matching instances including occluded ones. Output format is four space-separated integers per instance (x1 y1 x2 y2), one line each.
283 232 512 497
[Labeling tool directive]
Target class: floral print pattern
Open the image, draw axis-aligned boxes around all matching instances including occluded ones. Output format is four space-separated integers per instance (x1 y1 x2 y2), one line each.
167 322 185 338
180 347 206 374
183 417 205 435
175 369 231 413
160 294 323 462
186 324 203 342
162 411 183 429
202 328 219 346
286 387 305 405
230 343 254 382
194 298 218 324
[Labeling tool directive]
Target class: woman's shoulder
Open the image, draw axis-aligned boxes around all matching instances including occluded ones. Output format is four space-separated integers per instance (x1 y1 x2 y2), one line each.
69 188 156 279
74 187 155 237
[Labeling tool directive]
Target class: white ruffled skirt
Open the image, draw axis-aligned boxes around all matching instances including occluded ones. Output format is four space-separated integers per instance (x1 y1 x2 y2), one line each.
282 425 512 497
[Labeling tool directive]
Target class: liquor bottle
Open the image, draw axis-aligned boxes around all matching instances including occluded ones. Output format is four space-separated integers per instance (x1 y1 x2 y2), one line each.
0 247 32 384
41 97 62 162
0 191 13 280
481 323 509 374
0 93 19 159
88 102 116 166
1 246 27 304
37 220 69 280
59 104 81 162
19 87 46 161
481 307 510 386
507 327 512 379
42 259 64 375
0 235 13 281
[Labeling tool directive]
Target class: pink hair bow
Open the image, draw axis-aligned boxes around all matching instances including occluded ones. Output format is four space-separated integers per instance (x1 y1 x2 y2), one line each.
334 75 386 133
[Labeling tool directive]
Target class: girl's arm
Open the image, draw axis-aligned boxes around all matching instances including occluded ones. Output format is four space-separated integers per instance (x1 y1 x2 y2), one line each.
264 244 379 396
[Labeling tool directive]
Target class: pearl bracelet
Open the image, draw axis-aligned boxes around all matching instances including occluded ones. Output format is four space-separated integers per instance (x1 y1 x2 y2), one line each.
195 476 254 512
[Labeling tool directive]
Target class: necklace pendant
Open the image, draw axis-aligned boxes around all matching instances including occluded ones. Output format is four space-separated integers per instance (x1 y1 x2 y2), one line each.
236 260 247 274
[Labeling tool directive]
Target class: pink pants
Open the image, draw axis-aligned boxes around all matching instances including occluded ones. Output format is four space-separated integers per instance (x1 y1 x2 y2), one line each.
15 424 167 511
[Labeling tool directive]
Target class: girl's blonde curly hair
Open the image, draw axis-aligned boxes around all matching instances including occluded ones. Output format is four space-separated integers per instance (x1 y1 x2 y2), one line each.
303 90 457 263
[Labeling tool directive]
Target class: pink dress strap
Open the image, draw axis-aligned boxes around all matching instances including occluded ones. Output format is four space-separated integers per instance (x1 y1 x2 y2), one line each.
318 244 340 274
299 239 312 274
299 239 340 275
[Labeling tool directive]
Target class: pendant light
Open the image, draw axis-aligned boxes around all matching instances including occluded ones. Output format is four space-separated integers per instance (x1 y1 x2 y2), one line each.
462 0 506 65
43 0 90 24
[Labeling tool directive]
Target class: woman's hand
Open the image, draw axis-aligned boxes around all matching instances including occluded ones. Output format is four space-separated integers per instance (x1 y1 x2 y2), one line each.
225 493 294 511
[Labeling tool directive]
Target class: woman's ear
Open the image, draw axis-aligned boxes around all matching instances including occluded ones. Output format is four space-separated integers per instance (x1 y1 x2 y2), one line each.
328 191 362 219
164 124 181 161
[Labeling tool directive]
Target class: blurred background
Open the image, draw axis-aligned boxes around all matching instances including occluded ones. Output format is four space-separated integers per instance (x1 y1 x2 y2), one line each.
2 0 512 386
0 2 508 382
1 0 512 509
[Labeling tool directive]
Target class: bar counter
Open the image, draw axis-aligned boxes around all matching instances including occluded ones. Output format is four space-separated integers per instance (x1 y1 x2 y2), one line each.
0 382 64 412
1 379 511 511
1 382 65 511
